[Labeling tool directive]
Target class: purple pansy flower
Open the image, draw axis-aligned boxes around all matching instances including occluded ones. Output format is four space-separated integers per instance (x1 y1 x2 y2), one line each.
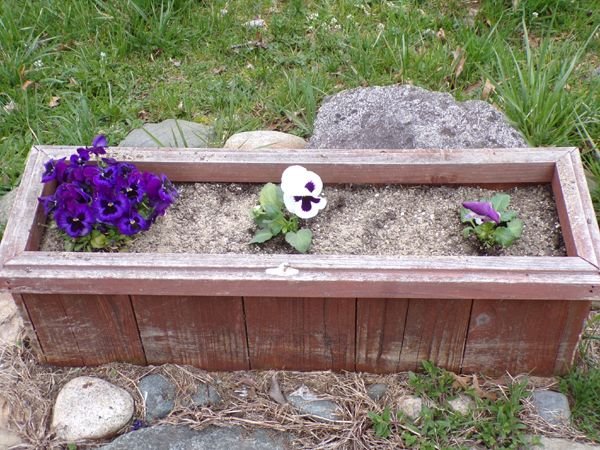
280 165 327 219
41 158 68 183
93 193 129 223
89 134 107 155
70 147 91 166
38 194 58 215
117 209 148 235
119 172 144 203
142 172 179 203
54 205 95 237
462 201 501 224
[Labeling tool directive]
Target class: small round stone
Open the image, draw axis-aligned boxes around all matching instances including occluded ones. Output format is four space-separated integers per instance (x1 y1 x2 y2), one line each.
52 376 134 441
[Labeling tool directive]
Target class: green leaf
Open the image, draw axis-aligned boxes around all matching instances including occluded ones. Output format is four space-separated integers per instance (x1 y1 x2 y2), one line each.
249 229 274 244
507 218 523 238
259 183 283 209
500 210 517 222
494 227 517 247
90 231 108 249
285 228 312 253
463 227 473 238
491 193 510 212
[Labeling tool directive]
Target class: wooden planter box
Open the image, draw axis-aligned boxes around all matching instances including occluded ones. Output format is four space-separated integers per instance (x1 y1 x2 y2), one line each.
1 147 599 376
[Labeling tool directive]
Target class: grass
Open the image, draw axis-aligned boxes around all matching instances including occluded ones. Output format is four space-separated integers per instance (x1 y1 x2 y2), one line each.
1 0 598 193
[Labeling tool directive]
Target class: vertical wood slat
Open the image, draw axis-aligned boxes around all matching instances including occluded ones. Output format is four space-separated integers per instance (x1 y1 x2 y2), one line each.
461 299 590 376
356 298 409 373
398 299 472 372
22 294 145 366
244 297 355 371
356 298 471 373
9 294 45 363
131 295 249 370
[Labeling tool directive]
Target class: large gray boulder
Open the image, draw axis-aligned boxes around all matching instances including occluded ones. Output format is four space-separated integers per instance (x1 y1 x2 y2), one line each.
309 85 527 149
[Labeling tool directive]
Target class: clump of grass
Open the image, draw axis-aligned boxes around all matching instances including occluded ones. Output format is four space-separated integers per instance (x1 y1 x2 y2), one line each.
560 369 600 442
368 361 531 449
490 21 599 148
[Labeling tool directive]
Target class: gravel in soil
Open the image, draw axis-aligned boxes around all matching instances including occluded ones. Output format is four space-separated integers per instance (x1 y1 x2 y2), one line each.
40 183 565 256
42 183 566 256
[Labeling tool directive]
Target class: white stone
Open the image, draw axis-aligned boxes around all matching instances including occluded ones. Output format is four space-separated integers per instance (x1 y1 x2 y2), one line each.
52 376 134 441
0 428 23 448
448 394 475 415
397 395 422 420
224 131 306 150
0 293 22 346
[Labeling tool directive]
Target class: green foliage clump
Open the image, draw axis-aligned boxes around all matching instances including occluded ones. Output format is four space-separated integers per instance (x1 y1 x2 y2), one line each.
250 182 312 253
461 193 523 250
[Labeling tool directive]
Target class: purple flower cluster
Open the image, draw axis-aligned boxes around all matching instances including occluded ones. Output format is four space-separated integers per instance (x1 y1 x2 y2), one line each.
39 135 178 239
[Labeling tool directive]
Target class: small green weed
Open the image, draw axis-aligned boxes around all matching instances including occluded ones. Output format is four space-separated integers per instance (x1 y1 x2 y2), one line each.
368 361 531 449
560 368 600 442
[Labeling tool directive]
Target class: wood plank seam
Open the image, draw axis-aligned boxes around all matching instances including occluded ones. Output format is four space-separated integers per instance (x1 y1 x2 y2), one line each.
127 295 148 365
397 299 412 372
241 297 253 370
459 298 476 374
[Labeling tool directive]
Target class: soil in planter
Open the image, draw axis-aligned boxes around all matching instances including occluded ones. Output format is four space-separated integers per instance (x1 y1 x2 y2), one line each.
40 183 565 256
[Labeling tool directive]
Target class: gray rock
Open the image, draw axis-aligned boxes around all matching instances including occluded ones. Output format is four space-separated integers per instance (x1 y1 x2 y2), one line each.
51 376 134 441
397 395 423 420
224 130 306 150
531 390 571 426
0 189 17 229
309 85 527 149
287 385 340 422
119 119 214 147
366 383 388 401
191 383 222 407
529 435 600 449
448 394 475 415
100 425 292 450
139 374 176 422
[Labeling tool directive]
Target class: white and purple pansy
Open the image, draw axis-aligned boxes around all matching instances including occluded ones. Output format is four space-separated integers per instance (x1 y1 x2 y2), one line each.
462 201 501 225
281 165 327 219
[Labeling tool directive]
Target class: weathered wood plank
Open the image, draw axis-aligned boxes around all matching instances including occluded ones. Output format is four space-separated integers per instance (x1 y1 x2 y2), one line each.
0 149 46 262
244 297 355 371
32 146 567 184
554 300 591 373
356 298 409 372
4 253 599 300
567 149 600 264
131 295 249 370
553 153 598 264
22 294 145 366
461 299 588 375
399 298 472 372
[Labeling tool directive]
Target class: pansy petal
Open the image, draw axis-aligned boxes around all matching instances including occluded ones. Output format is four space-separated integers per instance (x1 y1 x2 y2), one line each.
92 135 107 148
281 165 308 194
462 201 501 223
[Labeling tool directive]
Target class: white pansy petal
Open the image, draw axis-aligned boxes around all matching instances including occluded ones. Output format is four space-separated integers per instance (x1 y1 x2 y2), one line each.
283 193 301 216
303 170 323 196
281 165 308 194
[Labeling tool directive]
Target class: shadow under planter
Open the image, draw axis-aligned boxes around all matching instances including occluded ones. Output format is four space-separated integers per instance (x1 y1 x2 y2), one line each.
1 147 598 376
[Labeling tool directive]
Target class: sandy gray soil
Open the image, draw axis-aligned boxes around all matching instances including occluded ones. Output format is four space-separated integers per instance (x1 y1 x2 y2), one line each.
41 183 565 256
